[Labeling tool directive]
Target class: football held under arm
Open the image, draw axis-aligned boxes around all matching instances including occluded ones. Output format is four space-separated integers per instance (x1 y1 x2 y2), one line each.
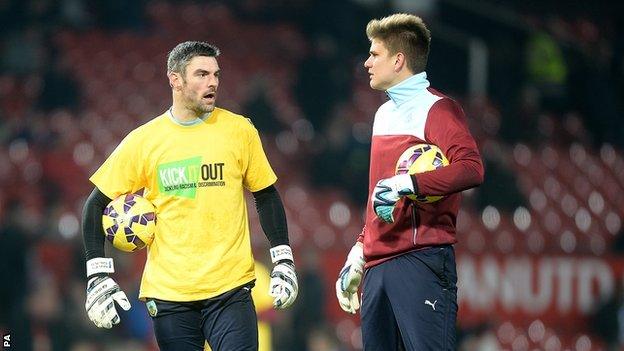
414 98 484 197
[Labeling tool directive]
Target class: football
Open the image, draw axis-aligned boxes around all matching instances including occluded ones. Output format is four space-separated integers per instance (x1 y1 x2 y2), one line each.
102 193 156 252
395 144 449 203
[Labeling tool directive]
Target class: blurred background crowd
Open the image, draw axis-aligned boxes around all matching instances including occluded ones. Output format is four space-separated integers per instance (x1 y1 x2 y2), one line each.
0 0 623 350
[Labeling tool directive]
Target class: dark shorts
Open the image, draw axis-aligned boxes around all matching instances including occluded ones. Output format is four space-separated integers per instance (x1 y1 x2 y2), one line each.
146 282 258 351
361 245 458 351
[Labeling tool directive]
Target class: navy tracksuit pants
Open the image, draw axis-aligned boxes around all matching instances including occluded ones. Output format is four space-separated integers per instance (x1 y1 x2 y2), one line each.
361 245 458 351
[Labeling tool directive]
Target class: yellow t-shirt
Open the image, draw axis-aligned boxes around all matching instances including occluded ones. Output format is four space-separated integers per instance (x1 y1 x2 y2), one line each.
90 108 277 301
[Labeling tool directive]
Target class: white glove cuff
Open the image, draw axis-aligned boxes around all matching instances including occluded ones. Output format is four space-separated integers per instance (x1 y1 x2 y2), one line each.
270 245 294 264
347 244 365 270
393 174 415 193
87 257 115 277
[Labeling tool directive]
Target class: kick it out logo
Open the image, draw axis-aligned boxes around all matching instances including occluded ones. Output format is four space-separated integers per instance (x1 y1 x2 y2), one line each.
157 156 225 198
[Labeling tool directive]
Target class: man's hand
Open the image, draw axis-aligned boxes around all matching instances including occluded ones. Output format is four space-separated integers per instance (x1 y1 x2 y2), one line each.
268 245 298 309
336 243 365 314
85 258 131 328
372 174 415 223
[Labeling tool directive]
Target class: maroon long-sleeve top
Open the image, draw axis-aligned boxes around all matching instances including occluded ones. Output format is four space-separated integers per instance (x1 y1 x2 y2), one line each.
357 73 484 268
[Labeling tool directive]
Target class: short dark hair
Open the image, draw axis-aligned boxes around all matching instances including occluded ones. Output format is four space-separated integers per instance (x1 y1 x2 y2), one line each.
167 41 220 75
366 14 431 73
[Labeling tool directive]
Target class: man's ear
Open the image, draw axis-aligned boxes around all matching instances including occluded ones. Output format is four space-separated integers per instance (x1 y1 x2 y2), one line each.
394 52 406 72
168 72 182 90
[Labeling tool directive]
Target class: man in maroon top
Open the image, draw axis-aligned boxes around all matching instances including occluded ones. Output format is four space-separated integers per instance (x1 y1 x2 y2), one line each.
335 14 484 350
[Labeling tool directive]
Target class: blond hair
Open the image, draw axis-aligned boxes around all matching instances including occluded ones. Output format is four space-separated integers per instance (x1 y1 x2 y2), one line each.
366 13 431 73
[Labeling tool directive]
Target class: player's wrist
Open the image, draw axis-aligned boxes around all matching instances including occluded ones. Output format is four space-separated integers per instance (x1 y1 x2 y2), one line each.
86 257 115 278
87 275 108 286
391 173 415 195
269 245 294 265
274 258 295 271
347 243 365 266
408 174 419 194
87 275 115 287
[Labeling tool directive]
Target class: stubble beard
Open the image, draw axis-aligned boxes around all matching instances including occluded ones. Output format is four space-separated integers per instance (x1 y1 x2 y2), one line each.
194 101 214 114
184 92 215 115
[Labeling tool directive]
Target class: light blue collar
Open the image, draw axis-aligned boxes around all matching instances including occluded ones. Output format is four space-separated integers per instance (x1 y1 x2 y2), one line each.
386 72 430 106
168 107 211 126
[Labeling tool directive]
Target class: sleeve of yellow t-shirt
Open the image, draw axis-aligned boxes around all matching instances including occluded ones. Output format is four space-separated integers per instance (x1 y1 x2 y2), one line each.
90 130 146 199
242 124 277 192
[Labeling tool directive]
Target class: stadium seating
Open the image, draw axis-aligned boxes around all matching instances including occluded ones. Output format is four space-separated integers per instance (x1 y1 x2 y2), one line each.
1 1 622 350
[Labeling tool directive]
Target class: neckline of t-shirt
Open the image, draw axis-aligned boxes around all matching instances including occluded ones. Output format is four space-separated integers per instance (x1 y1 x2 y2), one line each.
167 107 212 127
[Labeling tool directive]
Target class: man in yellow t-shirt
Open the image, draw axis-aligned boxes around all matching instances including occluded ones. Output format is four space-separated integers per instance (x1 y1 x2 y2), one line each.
82 41 298 351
